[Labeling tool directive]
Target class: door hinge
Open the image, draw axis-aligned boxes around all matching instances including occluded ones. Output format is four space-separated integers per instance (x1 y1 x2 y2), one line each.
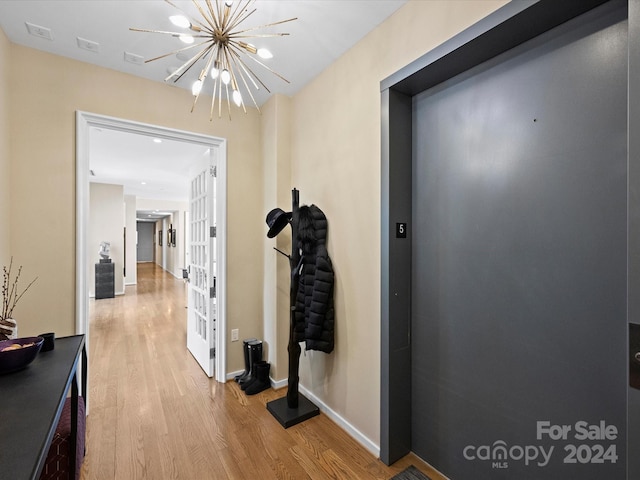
210 165 217 177
210 278 216 299
210 347 215 359
210 226 216 238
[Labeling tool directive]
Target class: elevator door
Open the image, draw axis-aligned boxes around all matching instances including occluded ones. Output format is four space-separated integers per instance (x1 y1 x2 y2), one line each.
411 6 627 480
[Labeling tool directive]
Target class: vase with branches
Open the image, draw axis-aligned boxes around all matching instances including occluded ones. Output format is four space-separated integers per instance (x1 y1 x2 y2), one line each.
1 258 38 341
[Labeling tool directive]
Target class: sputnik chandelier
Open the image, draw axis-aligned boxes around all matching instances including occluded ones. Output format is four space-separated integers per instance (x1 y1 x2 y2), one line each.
131 0 296 119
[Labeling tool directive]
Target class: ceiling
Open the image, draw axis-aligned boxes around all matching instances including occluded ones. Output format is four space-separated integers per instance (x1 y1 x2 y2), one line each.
89 127 210 221
0 0 408 216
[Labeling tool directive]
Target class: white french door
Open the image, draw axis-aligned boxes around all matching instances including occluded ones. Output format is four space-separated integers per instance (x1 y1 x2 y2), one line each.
187 153 217 377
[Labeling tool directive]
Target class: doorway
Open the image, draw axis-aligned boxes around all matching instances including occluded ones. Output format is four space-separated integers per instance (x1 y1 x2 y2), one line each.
75 111 228 381
137 222 155 263
381 0 638 478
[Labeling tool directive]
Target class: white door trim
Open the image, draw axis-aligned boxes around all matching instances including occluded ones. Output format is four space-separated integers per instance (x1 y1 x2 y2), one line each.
75 111 228 382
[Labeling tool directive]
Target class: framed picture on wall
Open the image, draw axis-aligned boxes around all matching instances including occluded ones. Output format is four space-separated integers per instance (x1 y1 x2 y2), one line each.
159 230 162 246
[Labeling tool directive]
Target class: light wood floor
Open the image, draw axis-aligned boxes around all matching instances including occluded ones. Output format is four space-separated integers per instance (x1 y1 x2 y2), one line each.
81 262 445 480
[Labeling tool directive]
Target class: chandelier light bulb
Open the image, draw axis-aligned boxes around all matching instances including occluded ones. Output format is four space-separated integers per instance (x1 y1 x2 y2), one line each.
225 1 234 7
232 90 242 107
221 69 231 85
179 34 194 44
257 48 273 59
169 15 191 28
211 61 221 80
192 79 203 96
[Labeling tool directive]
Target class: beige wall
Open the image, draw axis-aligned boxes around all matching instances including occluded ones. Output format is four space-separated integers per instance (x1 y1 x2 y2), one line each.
7 45 263 375
137 198 189 279
155 219 165 269
124 195 137 285
0 27 9 264
289 0 507 448
261 94 293 380
155 219 163 268
157 212 182 277
2 0 510 454
89 183 124 296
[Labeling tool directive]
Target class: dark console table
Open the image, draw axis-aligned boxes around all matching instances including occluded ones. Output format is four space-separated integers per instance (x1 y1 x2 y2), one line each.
0 335 87 480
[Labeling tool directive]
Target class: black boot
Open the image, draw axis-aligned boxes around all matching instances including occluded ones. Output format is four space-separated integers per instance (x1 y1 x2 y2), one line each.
240 340 262 390
234 338 257 382
245 362 271 395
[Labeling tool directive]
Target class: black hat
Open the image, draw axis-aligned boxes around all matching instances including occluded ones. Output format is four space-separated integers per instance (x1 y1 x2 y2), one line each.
266 208 292 238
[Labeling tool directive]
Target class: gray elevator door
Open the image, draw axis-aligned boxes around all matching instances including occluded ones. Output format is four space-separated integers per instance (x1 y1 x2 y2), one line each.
411 5 627 480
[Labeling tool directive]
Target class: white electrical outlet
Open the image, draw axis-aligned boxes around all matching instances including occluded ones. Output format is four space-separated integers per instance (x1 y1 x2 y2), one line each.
231 329 239 342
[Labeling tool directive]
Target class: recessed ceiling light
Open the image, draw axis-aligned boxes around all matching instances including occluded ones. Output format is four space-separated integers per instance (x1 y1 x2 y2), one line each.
25 22 53 41
141 182 147 185
77 37 100 53
176 52 190 62
153 138 162 143
124 51 144 65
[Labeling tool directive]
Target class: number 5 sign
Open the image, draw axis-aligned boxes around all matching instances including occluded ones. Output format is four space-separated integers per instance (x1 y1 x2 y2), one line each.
396 222 407 238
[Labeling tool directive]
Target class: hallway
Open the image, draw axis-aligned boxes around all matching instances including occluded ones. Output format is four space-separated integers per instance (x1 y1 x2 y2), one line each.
81 263 439 479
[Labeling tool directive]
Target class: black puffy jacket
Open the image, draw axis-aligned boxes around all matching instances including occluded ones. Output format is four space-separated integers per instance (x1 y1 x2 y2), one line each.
294 205 335 353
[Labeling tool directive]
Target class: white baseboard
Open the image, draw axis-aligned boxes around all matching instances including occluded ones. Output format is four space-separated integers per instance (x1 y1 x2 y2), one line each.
223 373 380 456
88 291 124 298
298 384 380 458
270 376 288 389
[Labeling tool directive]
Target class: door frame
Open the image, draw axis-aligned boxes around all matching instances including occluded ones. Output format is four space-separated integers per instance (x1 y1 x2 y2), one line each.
75 111 228 382
380 0 638 469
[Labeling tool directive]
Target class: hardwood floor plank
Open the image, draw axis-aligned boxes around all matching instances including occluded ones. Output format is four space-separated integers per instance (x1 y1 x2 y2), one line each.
81 263 446 480
321 448 364 479
289 445 327 480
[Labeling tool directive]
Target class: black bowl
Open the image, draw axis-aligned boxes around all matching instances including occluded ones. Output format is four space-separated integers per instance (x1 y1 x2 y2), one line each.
0 336 44 374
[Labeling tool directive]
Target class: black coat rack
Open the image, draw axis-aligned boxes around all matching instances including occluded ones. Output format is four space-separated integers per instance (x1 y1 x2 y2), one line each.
266 188 320 428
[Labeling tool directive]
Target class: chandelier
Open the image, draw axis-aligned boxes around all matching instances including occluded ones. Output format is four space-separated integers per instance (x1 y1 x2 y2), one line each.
131 0 296 119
